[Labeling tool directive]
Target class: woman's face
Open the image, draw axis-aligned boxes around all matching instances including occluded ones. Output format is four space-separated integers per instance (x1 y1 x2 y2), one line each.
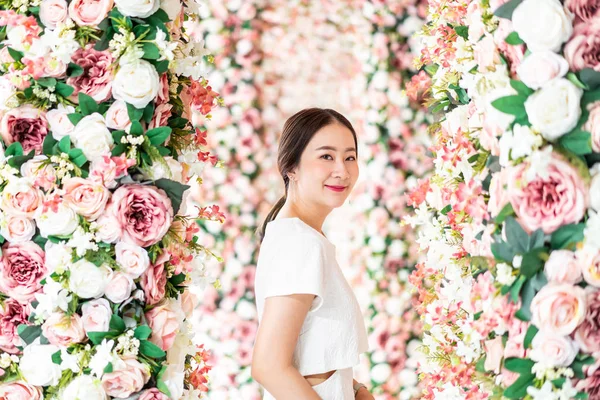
291 123 359 210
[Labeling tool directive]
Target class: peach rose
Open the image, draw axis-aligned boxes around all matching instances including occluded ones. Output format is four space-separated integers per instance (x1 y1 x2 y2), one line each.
139 388 169 400
574 288 600 353
483 336 504 374
0 215 35 243
104 271 135 303
580 248 600 287
115 241 150 279
140 252 168 306
530 283 587 336
584 102 600 153
0 179 43 218
68 0 113 27
39 0 68 29
565 17 600 72
145 301 181 351
20 156 57 191
0 381 42 400
42 312 86 347
530 331 579 367
81 298 112 334
487 169 510 218
46 104 75 141
544 250 583 284
62 177 110 221
180 290 198 318
101 357 150 398
105 100 131 131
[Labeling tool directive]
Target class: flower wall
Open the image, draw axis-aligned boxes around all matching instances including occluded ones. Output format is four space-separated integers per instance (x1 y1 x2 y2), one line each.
0 0 225 399
409 0 600 398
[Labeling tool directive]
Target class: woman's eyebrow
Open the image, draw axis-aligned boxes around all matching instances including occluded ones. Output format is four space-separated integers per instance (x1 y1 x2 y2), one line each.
315 145 357 152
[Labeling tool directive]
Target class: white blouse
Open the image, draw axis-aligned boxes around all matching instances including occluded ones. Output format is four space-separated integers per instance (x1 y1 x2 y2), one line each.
254 217 369 376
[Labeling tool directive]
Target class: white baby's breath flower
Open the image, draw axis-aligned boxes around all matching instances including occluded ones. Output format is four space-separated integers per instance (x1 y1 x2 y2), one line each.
67 226 99 257
155 28 178 61
495 262 515 286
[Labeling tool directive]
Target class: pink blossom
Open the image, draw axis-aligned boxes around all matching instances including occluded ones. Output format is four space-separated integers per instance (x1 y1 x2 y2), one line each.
0 242 46 303
67 46 113 102
0 105 48 154
0 299 29 353
140 252 168 306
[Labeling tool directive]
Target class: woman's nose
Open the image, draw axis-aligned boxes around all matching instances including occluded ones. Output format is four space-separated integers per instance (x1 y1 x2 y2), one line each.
333 159 350 180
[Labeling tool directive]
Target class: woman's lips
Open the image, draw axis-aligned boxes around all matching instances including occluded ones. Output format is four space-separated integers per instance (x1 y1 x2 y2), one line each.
325 185 347 192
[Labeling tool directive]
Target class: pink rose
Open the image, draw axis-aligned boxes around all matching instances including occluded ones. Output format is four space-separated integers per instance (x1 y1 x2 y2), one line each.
577 359 600 398
104 271 135 303
544 250 583 284
46 105 75 140
101 357 150 398
20 156 57 191
148 103 173 130
0 105 48 154
156 73 169 105
94 212 121 244
565 17 600 72
115 241 150 279
0 215 35 243
105 100 131 131
90 155 135 189
585 101 600 153
0 381 42 400
42 55 67 78
565 0 600 21
507 151 588 234
39 0 68 29
0 179 43 218
0 299 29 353
110 184 174 247
67 46 113 102
145 301 180 351
140 253 168 306
0 242 46 304
530 331 578 367
487 169 510 218
62 177 110 221
517 51 569 90
574 289 600 353
530 283 587 336
68 0 113 27
42 312 86 347
580 248 600 287
180 290 198 318
139 388 169 400
493 19 525 76
81 298 112 334
483 336 504 374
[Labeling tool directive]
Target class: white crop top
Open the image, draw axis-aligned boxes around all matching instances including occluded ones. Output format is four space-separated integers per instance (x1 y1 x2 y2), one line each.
254 217 369 376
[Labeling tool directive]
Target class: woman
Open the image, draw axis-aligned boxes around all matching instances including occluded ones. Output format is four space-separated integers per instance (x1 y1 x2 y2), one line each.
251 108 374 399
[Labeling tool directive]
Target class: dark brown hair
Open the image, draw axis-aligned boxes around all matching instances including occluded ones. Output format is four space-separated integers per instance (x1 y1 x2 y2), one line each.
257 108 358 242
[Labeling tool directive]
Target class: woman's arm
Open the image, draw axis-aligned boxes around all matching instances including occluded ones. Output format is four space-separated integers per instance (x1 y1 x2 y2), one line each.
352 379 375 400
251 293 322 399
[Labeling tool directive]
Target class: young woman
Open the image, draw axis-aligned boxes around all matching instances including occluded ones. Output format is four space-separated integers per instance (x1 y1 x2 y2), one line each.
251 108 374 399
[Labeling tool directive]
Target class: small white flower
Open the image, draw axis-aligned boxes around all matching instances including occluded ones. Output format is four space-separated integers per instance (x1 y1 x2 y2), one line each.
527 380 557 400
89 339 115 377
525 146 554 182
67 227 98 257
512 255 523 269
155 28 177 61
495 262 516 285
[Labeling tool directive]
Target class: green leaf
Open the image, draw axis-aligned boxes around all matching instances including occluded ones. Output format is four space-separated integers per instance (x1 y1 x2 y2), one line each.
505 32 524 45
152 60 169 75
516 278 535 321
510 79 533 96
504 358 535 374
475 356 487 373
51 350 62 365
504 372 534 399
551 223 585 250
580 68 600 91
169 273 186 286
559 130 592 155
109 314 126 333
67 113 83 126
510 275 526 303
455 25 468 40
94 26 115 51
520 248 545 278
494 0 523 20
143 102 155 124
55 82 75 97
37 77 57 88
17 324 42 345
130 121 144 136
87 331 113 345
142 42 160 60
134 325 152 340
58 136 71 153
78 93 98 116
440 204 452 215
491 95 527 118
168 117 189 129
157 146 171 156
67 62 84 77
572 356 595 379
568 72 588 90
495 202 515 224
103 362 113 374
149 8 170 23
505 217 529 254
7 47 23 62
139 339 166 358
524 325 538 349
8 150 35 170
68 149 87 167
146 126 171 146
491 241 517 263
154 179 190 215
43 133 58 156
127 103 143 122
157 365 172 397
527 229 545 251
5 142 23 157
111 144 127 156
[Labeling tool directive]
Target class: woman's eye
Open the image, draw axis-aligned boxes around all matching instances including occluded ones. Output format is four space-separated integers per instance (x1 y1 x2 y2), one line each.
321 154 333 160
346 156 356 161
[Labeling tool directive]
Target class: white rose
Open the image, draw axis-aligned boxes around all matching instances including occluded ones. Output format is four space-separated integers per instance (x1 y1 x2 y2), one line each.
68 260 111 299
160 0 182 20
525 78 583 141
45 242 73 274
36 203 79 237
47 104 76 140
113 60 159 109
71 113 113 162
115 242 150 279
81 298 112 333
0 77 17 111
513 0 573 52
61 374 108 400
530 332 579 367
19 344 62 386
591 167 600 212
94 214 121 244
115 0 159 17
517 51 569 90
0 214 36 243
146 157 184 182
39 0 68 30
104 271 135 303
